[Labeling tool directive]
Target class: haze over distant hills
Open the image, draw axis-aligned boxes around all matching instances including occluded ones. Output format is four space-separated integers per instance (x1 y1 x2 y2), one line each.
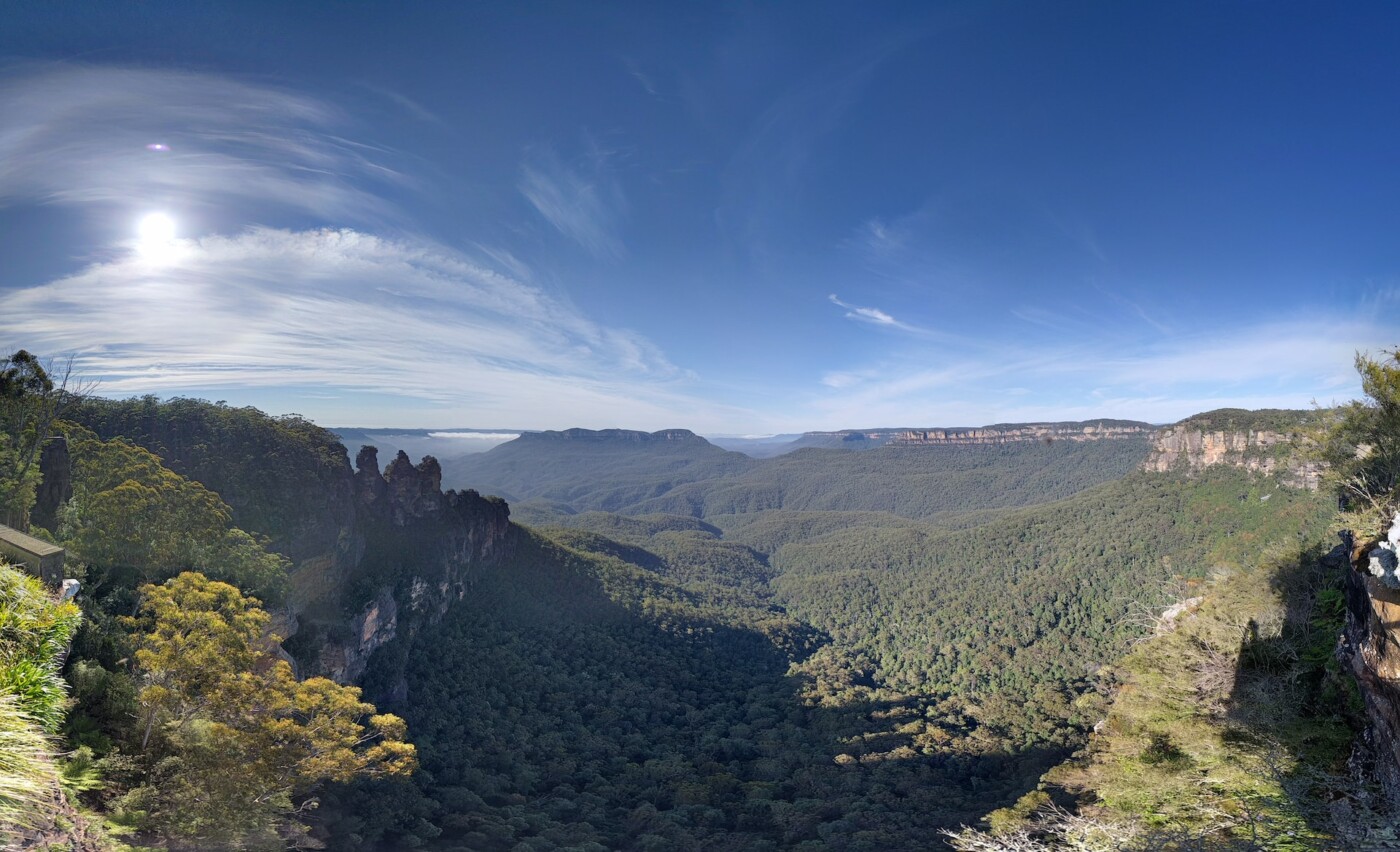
330 427 523 463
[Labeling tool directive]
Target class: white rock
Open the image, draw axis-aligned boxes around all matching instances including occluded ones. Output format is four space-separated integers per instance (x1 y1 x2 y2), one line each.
1388 512 1400 548
1368 542 1400 589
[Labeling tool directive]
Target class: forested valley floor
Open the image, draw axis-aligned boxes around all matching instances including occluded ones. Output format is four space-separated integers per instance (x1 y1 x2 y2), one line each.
0 380 1361 850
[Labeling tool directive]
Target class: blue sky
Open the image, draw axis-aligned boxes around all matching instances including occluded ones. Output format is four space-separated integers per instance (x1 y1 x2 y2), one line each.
0 1 1395 433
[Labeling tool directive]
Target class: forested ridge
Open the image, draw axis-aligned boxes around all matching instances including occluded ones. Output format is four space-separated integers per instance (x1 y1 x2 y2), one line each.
0 347 1365 850
456 432 1152 519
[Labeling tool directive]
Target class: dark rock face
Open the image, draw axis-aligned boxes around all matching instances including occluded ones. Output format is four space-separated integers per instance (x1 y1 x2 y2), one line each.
353 445 389 508
31 437 71 533
304 445 512 684
1336 530 1400 802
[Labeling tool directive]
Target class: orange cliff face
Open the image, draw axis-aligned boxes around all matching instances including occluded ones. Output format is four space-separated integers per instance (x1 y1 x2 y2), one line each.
1142 425 1323 489
888 422 1153 445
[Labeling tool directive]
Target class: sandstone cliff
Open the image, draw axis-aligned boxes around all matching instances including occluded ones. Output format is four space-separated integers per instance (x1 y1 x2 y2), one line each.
1336 519 1400 803
889 421 1152 446
1142 409 1323 489
293 446 512 684
799 419 1153 449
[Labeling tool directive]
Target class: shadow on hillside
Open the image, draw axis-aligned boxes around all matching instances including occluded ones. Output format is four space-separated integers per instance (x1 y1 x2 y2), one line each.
1224 541 1372 841
317 526 1065 851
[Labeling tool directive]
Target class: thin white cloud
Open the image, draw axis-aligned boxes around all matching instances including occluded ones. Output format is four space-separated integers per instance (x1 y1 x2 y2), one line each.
0 227 754 430
623 58 660 98
828 293 923 332
857 217 907 257
800 319 1394 431
519 149 627 259
0 64 403 223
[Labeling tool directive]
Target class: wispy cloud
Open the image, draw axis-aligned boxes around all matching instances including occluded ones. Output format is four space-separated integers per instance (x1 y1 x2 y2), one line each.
359 83 441 124
0 227 749 430
623 58 660 98
0 64 404 223
802 319 1394 430
519 148 627 259
828 293 924 332
856 217 906 258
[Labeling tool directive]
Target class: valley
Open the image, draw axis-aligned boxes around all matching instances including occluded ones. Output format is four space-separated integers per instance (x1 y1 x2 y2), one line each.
3 367 1394 850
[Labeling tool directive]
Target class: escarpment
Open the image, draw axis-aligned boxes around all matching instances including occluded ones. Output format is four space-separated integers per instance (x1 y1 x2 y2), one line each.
800 420 1153 448
888 421 1152 445
1142 408 1323 489
296 446 512 684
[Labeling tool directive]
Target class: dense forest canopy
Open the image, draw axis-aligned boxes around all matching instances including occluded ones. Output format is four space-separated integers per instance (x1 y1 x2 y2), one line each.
0 347 1390 850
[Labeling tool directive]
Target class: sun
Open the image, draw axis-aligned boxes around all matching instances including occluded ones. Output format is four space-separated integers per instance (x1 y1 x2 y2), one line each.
135 212 179 261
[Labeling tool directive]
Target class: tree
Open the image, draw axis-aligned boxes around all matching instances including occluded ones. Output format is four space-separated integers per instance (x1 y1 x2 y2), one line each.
123 572 415 848
1321 347 1400 533
59 424 291 602
0 350 87 528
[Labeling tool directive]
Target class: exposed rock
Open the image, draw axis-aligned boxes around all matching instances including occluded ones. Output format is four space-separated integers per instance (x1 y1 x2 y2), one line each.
354 445 389 508
30 436 71 532
1143 425 1322 489
1366 514 1400 591
803 420 1153 448
1155 596 1205 635
297 445 512 684
889 422 1152 446
320 588 398 683
1338 525 1400 803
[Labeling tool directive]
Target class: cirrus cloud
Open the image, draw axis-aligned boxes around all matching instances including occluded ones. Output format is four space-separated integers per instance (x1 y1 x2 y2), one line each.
0 226 750 430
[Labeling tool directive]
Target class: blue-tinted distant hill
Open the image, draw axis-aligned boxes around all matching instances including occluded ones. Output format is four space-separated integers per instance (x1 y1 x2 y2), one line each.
444 422 1154 519
441 428 757 510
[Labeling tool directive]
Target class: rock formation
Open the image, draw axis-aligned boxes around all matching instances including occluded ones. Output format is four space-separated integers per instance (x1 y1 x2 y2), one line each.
1337 519 1400 802
889 421 1152 445
1142 424 1323 489
1364 514 1400 589
801 420 1153 448
30 437 71 533
308 445 512 684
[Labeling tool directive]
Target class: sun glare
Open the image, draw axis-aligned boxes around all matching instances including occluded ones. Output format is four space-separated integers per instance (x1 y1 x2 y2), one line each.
135 212 180 262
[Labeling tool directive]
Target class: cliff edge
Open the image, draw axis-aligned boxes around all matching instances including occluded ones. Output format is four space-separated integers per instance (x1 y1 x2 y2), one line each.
1142 408 1324 489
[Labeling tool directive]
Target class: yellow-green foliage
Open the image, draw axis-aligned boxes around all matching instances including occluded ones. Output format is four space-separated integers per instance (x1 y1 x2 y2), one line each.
0 691 54 839
1042 545 1357 848
59 422 291 603
0 563 80 732
121 572 415 848
0 562 81 837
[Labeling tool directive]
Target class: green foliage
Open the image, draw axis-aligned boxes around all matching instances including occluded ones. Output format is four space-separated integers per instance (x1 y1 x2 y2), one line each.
59 422 291 603
1319 347 1400 533
64 394 350 546
0 562 81 733
122 572 416 848
766 469 1333 745
637 439 1152 519
451 430 1151 520
445 429 756 511
1026 546 1365 848
323 527 1058 850
1177 408 1325 434
0 561 80 840
0 349 65 527
0 692 55 840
